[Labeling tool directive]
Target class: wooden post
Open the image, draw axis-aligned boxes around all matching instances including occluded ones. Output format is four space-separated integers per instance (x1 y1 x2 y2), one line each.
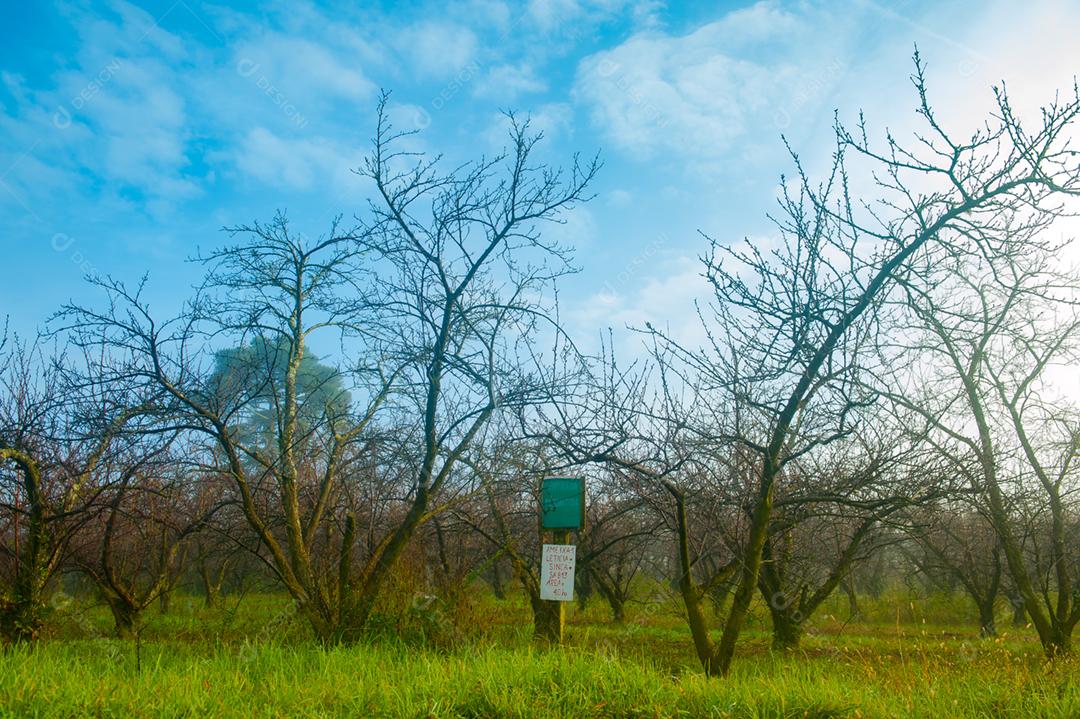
537 477 584 644
541 528 570 643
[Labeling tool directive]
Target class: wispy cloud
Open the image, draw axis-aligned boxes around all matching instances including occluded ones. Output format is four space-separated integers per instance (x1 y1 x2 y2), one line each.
573 2 850 168
2 0 1078 341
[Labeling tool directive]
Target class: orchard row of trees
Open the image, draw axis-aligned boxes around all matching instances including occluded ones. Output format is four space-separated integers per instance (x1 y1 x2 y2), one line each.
3 63 1080 677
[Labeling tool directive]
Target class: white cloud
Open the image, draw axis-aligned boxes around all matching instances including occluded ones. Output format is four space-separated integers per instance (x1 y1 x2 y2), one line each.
606 188 632 207
0 1 204 215
526 102 574 140
526 0 661 33
92 60 199 201
573 1 837 165
383 100 436 134
571 254 711 355
483 102 574 149
573 0 1080 186
231 33 375 109
397 21 478 80
872 0 1080 133
527 0 583 31
795 0 1080 196
232 127 357 193
227 124 373 201
545 204 599 252
474 63 547 100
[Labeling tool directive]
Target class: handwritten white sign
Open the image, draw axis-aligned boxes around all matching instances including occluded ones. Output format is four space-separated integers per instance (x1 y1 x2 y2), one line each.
539 543 576 601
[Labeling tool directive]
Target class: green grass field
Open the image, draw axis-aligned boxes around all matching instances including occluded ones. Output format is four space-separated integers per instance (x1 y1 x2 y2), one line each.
1 590 1076 718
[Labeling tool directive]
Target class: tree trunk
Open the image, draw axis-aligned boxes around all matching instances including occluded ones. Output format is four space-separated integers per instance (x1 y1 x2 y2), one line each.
0 450 51 642
669 488 721 675
108 597 141 639
204 582 221 609
1008 592 1026 627
758 538 803 651
713 468 776 675
433 519 453 592
199 559 226 608
768 603 803 650
344 492 432 640
953 351 1070 659
530 590 562 643
575 562 593 612
977 599 997 638
490 558 506 600
842 580 860 619
609 594 625 624
1049 633 1072 656
591 570 626 624
0 584 47 643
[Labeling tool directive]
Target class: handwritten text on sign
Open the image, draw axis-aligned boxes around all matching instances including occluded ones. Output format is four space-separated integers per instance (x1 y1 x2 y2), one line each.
539 544 576 601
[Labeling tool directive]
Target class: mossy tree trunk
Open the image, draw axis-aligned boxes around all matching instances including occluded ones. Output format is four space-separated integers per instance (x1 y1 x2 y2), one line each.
590 567 627 624
0 449 53 642
107 596 142 639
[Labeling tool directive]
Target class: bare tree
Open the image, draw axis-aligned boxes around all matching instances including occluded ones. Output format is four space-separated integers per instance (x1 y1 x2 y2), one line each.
0 336 136 641
883 214 1080 656
59 94 595 642
754 433 937 649
60 220 392 641
70 443 215 636
594 55 1080 675
577 489 661 623
902 502 1004 637
341 93 597 635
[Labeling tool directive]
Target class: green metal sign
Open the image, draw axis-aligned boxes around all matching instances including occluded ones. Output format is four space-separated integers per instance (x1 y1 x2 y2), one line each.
541 477 585 530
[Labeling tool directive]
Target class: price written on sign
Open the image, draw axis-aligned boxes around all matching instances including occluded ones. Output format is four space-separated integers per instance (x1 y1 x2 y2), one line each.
539 544 576 601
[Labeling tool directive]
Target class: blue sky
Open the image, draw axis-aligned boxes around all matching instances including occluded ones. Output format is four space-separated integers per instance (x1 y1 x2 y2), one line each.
2 0 1078 352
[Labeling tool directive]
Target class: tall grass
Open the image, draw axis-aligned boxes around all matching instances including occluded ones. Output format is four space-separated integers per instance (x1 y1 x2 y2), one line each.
1 592 1076 718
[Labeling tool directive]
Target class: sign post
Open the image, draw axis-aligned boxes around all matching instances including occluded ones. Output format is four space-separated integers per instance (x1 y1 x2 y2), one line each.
538 477 585 643
541 477 585 531
539 543 576 601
